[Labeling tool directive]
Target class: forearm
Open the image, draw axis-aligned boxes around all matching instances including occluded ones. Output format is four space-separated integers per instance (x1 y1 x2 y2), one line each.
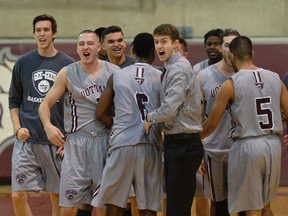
201 120 215 139
148 70 187 123
147 108 176 124
97 113 113 129
10 108 21 132
10 108 31 141
147 91 183 124
38 102 52 129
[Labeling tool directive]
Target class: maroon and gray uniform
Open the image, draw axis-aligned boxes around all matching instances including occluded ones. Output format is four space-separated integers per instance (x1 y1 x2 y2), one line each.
60 61 119 207
228 68 282 213
198 64 234 201
92 63 163 211
194 59 209 74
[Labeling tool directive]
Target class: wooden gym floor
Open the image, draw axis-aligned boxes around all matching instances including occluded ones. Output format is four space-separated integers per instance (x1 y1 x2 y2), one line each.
0 185 287 216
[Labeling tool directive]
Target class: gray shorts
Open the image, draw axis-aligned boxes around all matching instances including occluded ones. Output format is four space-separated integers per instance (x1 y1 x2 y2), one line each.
11 140 61 193
91 144 162 211
203 153 228 201
195 172 206 198
59 133 108 207
228 135 281 213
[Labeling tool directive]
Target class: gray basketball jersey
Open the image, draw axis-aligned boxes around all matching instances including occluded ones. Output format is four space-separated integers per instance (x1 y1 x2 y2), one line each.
64 61 120 134
199 65 233 161
194 59 209 74
230 68 283 139
109 63 162 151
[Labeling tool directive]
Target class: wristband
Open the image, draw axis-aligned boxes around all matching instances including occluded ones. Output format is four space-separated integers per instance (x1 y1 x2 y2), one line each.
146 115 154 124
15 127 22 137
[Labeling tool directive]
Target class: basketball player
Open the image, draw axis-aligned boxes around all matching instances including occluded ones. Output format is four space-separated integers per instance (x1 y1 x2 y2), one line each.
8 14 74 216
202 35 288 216
193 28 224 216
38 30 120 216
101 25 138 216
101 25 135 68
91 32 163 216
194 29 223 73
198 29 240 216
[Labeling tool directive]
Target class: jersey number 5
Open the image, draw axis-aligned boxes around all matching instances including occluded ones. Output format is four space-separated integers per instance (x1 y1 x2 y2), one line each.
255 97 273 129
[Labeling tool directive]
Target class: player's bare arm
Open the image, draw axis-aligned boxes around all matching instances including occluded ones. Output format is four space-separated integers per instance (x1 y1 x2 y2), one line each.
10 108 30 142
96 75 114 128
202 79 234 139
39 67 68 147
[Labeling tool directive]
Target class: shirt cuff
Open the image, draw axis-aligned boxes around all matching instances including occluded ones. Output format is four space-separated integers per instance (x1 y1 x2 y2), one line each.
146 113 157 124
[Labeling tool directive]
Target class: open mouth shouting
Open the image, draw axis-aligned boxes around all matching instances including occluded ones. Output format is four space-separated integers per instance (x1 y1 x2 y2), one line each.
157 50 166 61
83 52 90 57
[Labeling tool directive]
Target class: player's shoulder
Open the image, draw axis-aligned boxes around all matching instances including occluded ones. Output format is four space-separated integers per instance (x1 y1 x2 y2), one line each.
125 55 135 63
16 49 37 62
103 60 121 71
198 64 215 78
153 66 163 75
193 59 208 73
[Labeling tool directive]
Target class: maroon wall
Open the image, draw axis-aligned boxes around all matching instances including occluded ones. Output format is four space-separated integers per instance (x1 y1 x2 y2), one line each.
5 42 288 77
152 43 288 79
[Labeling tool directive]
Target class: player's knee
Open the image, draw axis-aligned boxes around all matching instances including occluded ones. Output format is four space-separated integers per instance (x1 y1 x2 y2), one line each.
245 210 262 216
49 192 59 200
61 206 78 215
11 191 27 203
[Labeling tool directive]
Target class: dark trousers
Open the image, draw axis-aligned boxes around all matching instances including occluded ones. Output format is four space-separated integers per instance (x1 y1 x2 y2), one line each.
164 133 204 216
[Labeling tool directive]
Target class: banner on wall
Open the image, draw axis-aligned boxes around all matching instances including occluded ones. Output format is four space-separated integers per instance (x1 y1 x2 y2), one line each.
0 47 18 156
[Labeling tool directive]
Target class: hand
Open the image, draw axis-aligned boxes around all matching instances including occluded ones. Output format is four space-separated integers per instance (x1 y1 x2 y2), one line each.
17 127 30 142
57 147 64 158
197 160 206 175
44 123 65 148
144 120 152 134
283 134 288 146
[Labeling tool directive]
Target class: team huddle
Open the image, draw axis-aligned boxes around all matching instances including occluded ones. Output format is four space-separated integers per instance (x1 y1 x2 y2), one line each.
8 14 288 216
